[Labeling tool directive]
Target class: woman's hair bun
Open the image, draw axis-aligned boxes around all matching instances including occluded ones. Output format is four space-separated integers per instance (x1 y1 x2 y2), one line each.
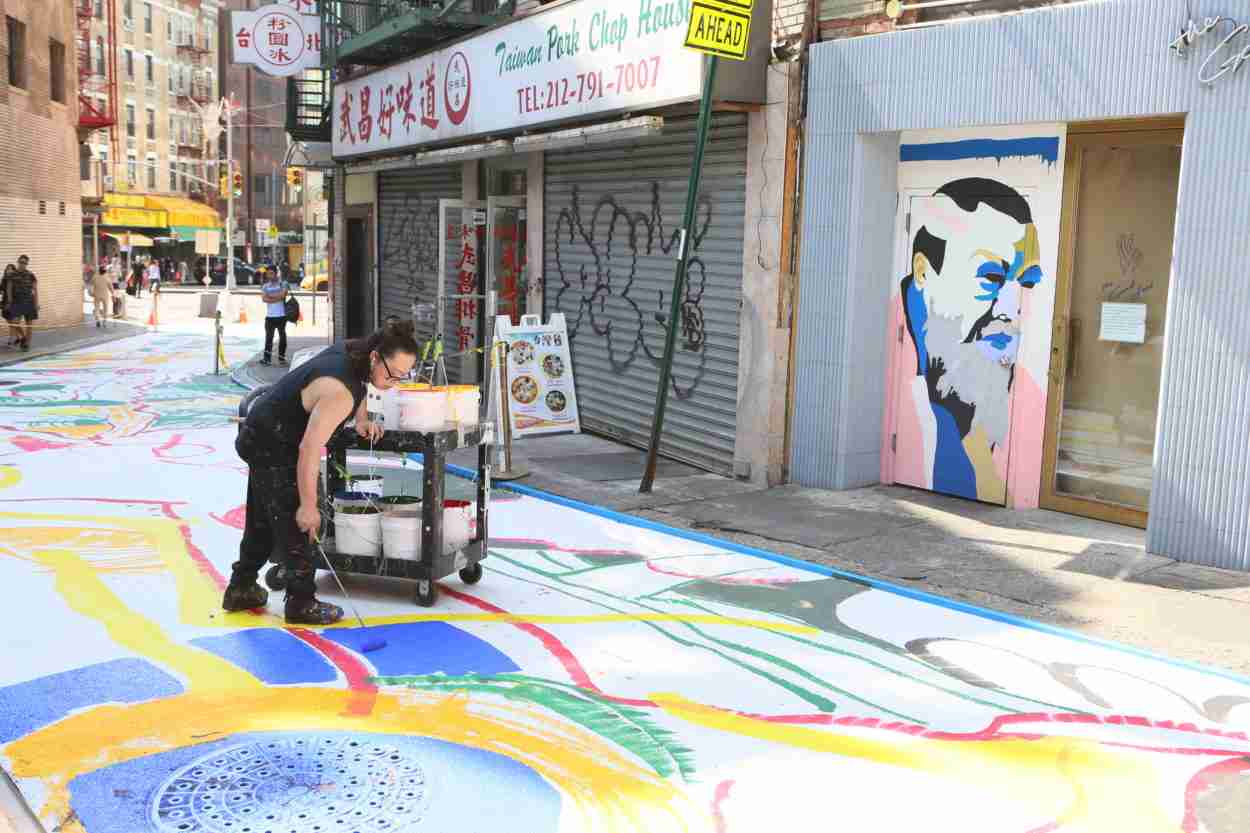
385 317 416 338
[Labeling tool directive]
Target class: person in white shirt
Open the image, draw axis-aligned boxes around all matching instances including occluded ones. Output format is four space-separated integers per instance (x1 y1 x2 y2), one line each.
260 268 290 366
146 259 161 295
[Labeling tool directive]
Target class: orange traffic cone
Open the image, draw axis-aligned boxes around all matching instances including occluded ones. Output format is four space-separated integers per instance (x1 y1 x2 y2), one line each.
147 307 157 327
237 305 248 324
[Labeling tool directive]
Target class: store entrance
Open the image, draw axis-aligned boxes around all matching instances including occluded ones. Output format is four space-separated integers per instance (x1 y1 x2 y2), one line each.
1041 123 1183 527
485 160 528 324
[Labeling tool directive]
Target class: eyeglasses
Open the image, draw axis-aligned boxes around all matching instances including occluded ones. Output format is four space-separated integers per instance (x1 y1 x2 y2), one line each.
378 354 406 383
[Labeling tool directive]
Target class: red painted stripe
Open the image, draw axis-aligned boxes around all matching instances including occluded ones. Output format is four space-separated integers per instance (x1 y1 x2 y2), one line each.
711 780 735 833
288 626 378 716
1181 756 1250 832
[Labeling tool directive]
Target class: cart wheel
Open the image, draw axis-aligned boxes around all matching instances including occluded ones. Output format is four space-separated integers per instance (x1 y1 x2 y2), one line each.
458 563 483 585
415 580 438 608
265 564 287 591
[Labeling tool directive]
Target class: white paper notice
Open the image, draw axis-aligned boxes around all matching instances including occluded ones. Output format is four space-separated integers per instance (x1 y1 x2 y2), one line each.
1099 302 1148 343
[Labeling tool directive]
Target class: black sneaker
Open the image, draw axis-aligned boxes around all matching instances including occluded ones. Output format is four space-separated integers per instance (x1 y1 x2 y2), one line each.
285 597 344 625
277 356 287 366
222 582 269 611
259 358 272 366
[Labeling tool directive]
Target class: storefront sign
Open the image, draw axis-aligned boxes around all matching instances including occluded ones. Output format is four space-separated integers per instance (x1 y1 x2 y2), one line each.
496 314 581 438
1099 302 1148 344
1168 15 1250 85
332 0 704 157
231 3 320 77
684 0 752 60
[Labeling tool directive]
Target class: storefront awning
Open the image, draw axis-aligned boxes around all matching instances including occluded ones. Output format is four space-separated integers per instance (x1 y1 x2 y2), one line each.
143 195 222 230
101 193 166 228
103 232 156 248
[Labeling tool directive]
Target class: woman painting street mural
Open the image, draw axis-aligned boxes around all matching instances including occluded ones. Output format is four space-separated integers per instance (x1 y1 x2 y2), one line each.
899 178 1042 503
224 320 418 623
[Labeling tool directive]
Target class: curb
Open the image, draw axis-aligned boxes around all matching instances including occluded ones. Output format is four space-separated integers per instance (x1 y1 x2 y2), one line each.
0 323 148 369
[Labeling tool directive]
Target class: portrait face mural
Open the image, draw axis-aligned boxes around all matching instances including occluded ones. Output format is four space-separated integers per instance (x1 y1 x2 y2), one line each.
899 178 1042 503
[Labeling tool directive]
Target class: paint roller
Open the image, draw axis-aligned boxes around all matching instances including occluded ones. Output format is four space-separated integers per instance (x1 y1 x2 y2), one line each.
311 533 388 654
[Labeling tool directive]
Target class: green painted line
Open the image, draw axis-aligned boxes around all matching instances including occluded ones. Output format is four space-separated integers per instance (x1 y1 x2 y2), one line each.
0 399 125 407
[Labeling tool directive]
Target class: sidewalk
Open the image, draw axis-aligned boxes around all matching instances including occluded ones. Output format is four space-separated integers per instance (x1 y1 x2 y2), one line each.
0 317 145 368
233 358 1250 679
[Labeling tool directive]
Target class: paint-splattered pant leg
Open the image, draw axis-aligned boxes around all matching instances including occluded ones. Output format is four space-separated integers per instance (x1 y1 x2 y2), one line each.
230 465 318 601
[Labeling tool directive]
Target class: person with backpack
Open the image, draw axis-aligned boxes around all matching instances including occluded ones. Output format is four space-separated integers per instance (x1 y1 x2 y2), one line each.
260 267 291 366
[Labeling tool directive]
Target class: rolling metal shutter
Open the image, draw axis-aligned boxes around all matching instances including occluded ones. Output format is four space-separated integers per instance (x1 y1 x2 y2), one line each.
377 164 462 354
544 114 747 475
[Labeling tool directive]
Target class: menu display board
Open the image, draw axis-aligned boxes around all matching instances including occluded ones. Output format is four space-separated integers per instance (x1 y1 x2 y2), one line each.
495 314 581 438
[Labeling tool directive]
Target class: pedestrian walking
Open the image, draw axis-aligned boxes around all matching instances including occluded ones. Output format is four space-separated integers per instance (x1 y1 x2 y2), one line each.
5 255 38 351
261 268 290 366
91 266 112 328
146 259 161 295
223 320 417 624
129 259 144 299
113 259 127 320
1 264 16 346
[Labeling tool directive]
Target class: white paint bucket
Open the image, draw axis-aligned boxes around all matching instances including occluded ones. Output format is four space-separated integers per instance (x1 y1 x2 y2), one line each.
348 474 384 497
396 384 449 432
333 491 374 511
333 508 381 557
443 499 475 553
446 385 481 425
381 513 421 560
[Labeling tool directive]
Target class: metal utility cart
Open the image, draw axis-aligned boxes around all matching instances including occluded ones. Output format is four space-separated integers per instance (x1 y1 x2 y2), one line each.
310 423 491 607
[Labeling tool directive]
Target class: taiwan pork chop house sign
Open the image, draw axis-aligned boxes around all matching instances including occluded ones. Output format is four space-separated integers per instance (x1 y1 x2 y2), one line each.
231 0 321 77
332 0 704 157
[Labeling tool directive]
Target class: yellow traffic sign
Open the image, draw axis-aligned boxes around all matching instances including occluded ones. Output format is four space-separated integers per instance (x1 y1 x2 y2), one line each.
684 0 752 60
267 225 279 239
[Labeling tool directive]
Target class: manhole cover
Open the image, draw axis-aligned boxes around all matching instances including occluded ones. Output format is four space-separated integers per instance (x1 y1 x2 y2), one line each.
149 734 431 833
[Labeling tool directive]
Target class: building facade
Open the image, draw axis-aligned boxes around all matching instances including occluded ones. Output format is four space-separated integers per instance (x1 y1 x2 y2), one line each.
81 0 223 265
323 0 804 484
792 0 1250 570
1 0 83 328
219 0 301 265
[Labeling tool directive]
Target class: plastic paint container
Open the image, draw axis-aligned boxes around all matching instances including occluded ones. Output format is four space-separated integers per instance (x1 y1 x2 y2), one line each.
396 384 448 432
446 385 481 425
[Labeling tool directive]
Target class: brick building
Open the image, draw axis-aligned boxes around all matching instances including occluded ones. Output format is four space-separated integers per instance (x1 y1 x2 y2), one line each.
0 0 83 329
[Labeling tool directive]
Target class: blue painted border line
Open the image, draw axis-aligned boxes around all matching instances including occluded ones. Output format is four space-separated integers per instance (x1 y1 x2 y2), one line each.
900 136 1060 164
413 454 1250 688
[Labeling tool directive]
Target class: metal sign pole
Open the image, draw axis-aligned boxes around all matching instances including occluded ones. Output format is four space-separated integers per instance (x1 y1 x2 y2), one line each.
640 54 719 493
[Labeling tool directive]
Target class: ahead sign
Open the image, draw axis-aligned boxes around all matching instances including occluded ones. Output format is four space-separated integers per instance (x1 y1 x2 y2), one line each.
684 0 752 61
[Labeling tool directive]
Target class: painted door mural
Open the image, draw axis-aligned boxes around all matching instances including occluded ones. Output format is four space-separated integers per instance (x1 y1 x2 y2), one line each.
893 179 1043 504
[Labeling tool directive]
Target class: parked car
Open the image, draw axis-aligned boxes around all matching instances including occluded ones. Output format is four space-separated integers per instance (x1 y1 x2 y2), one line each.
300 259 330 292
195 258 260 286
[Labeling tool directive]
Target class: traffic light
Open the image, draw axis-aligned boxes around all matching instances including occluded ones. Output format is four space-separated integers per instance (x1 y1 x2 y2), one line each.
219 173 229 197
232 171 243 197
286 167 302 189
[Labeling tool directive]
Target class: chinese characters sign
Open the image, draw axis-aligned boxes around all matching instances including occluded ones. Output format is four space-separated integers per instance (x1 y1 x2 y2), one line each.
231 3 320 77
332 0 704 157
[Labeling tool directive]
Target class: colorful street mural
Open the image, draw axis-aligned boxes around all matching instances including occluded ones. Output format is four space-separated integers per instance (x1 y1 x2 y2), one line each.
1 332 1249 832
888 130 1063 507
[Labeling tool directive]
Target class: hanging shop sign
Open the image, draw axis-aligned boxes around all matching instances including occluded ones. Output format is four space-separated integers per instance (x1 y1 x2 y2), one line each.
684 0 752 60
332 0 704 157
496 314 581 438
1168 15 1250 85
231 2 321 77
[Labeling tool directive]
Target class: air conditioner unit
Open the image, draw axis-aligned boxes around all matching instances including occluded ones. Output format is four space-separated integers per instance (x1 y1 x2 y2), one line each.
103 175 114 188
122 17 134 30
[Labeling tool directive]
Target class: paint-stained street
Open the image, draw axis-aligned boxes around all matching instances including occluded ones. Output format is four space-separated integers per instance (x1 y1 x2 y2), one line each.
0 332 1248 833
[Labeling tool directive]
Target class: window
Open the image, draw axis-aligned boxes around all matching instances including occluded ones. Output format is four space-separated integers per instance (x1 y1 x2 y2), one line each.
167 63 174 93
126 104 135 137
94 0 103 17
143 3 152 34
169 160 177 191
7 17 26 90
166 15 171 40
204 27 212 52
127 154 137 185
145 54 153 83
49 40 65 102
124 49 133 79
94 36 104 74
180 162 187 192
146 156 156 189
146 107 154 139
123 0 133 21
168 112 174 139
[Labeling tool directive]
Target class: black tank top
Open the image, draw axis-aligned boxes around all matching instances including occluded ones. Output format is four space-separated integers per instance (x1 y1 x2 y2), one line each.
245 345 365 464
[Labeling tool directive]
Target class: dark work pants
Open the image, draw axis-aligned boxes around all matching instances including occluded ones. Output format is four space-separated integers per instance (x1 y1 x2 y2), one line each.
264 315 287 362
230 464 318 600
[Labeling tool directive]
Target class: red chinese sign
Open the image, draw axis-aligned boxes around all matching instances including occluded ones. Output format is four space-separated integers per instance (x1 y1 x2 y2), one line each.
230 4 319 77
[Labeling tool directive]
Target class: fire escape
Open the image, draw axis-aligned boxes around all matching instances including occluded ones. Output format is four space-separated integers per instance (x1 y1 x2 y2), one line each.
76 0 117 184
285 0 516 143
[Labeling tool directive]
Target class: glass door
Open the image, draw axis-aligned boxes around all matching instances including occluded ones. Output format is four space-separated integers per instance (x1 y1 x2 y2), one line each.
1041 127 1183 527
487 196 527 326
